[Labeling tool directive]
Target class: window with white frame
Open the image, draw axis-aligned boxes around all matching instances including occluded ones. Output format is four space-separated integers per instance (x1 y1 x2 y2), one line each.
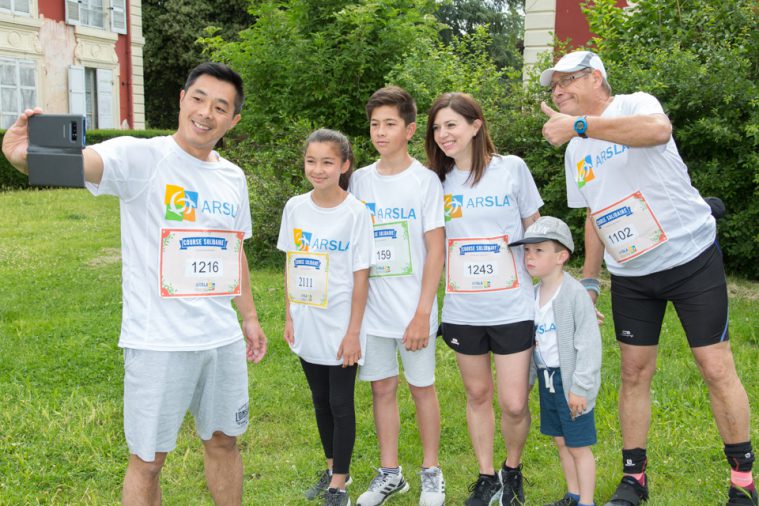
0 0 31 16
69 66 114 129
82 0 104 29
0 58 36 129
66 0 127 33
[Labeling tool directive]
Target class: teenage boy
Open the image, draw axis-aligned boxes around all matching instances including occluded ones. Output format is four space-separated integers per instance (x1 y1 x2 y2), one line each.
2 62 267 505
349 86 446 506
510 217 602 506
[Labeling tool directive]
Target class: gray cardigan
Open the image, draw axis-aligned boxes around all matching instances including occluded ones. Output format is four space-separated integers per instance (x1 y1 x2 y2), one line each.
530 272 602 413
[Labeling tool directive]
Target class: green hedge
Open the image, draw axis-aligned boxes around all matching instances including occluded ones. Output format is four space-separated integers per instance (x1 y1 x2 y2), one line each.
0 128 174 190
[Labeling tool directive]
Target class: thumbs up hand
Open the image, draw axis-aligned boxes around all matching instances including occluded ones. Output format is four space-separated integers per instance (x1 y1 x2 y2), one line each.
541 101 579 147
540 101 558 118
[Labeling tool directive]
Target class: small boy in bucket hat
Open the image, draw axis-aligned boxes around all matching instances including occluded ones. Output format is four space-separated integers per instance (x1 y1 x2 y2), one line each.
509 216 602 506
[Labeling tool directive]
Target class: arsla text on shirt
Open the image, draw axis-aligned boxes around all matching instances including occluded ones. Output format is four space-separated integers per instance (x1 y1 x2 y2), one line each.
363 202 417 221
294 228 349 252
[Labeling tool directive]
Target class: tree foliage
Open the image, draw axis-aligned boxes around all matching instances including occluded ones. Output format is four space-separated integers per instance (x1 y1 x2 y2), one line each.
435 0 525 70
582 0 759 277
142 0 253 128
201 0 441 141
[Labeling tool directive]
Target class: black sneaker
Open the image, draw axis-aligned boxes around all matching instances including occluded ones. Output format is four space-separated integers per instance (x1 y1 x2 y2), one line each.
465 474 502 506
305 469 352 501
727 485 759 506
544 495 578 506
499 464 525 505
603 475 649 506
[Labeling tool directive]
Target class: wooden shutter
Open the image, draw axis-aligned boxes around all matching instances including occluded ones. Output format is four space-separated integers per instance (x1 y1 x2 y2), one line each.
68 66 85 114
110 0 127 34
96 68 113 128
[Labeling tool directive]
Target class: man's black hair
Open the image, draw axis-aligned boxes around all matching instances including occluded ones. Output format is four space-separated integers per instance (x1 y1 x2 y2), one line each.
183 62 245 115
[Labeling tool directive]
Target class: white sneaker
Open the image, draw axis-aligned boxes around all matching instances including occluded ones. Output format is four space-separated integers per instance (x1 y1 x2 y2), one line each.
418 467 445 506
356 467 410 506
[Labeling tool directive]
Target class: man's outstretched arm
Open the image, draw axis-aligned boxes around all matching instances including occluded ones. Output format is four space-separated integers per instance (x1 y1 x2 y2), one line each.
2 107 104 184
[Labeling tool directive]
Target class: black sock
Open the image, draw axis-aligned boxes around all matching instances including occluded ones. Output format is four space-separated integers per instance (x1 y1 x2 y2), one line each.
725 441 755 472
622 448 647 476
479 473 498 481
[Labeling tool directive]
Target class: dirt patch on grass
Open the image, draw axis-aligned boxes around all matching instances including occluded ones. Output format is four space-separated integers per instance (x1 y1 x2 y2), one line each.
86 248 121 268
728 279 759 301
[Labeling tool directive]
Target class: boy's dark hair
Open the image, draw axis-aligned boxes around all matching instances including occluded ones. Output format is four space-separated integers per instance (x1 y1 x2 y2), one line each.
366 86 417 125
552 240 571 263
183 62 245 115
304 128 355 191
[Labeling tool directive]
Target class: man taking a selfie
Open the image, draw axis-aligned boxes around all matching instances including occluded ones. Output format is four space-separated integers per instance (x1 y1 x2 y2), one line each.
2 62 267 506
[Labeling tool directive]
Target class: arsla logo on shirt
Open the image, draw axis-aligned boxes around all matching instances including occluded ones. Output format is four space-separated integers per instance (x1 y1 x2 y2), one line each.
576 155 595 189
362 201 377 224
444 194 463 221
294 228 312 251
363 201 416 224
577 144 629 189
163 184 241 222
165 184 198 221
293 228 349 252
445 193 511 221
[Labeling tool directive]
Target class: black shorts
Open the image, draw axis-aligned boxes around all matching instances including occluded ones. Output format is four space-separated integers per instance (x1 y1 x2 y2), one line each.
441 320 534 355
610 242 729 348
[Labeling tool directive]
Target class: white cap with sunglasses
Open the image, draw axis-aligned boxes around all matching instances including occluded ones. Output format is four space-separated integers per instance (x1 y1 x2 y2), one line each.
540 51 607 87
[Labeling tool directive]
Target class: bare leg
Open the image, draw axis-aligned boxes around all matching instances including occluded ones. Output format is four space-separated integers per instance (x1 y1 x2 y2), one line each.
692 341 751 444
455 353 496 474
618 343 658 454
567 446 596 505
203 432 243 505
555 437 579 495
409 383 441 468
493 349 532 468
329 473 348 489
123 452 167 506
371 376 400 468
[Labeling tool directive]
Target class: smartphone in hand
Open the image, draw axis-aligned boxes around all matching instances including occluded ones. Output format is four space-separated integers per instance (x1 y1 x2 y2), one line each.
27 114 86 187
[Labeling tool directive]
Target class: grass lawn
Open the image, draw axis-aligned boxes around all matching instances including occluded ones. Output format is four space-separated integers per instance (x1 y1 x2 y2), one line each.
0 188 757 505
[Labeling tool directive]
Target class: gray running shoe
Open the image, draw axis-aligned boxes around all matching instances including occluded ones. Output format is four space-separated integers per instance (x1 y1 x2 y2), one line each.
418 467 445 506
356 468 410 505
305 469 352 500
323 487 351 506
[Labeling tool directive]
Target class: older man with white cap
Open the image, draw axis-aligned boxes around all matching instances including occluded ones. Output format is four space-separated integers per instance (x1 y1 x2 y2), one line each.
539 50 756 506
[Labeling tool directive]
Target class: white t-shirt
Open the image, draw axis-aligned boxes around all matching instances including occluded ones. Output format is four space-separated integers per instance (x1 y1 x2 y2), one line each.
442 155 543 325
87 135 252 351
277 192 374 366
349 160 445 338
565 92 715 277
534 281 562 368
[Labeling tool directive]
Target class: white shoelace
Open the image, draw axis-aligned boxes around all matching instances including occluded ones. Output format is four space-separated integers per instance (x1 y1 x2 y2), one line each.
419 468 442 492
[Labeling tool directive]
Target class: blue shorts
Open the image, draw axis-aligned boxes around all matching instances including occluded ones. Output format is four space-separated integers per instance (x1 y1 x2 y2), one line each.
537 367 596 448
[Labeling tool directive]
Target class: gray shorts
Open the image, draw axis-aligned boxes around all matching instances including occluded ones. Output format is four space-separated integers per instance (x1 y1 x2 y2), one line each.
358 334 436 387
123 339 249 462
